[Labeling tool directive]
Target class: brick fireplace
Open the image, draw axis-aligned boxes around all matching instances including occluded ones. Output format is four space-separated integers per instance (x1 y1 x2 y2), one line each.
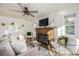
36 27 56 48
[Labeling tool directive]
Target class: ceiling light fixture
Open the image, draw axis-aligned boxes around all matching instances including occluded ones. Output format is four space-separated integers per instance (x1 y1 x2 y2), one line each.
59 11 67 15
67 17 75 22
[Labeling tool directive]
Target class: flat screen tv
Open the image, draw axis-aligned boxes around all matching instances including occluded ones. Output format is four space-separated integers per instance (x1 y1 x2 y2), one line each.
39 18 49 26
27 32 31 36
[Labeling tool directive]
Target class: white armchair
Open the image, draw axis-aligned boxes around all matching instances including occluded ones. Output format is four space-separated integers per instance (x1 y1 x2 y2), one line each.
49 40 72 56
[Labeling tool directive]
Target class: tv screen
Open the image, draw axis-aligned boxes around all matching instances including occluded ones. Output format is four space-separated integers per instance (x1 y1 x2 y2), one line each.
27 32 31 36
39 18 49 26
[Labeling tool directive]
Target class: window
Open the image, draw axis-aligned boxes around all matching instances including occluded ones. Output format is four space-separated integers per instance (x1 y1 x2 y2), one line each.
57 13 76 37
57 26 65 37
65 25 75 34
64 13 76 34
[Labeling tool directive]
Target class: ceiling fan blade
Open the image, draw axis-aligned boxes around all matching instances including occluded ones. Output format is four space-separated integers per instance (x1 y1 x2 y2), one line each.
22 13 34 17
11 10 23 13
29 11 38 13
17 3 24 10
29 13 35 17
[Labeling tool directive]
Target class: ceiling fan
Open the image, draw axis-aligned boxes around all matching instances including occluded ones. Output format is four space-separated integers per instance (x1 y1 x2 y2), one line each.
11 3 38 17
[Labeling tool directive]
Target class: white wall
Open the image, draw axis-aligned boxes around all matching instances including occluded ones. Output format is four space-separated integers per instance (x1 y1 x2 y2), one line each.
0 16 33 38
75 12 79 38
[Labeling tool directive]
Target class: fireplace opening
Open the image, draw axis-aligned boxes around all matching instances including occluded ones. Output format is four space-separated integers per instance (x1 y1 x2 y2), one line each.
38 33 48 45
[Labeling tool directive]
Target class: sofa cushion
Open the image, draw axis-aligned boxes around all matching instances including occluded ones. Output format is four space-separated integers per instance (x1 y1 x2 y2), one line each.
10 34 27 54
0 39 15 56
66 37 79 54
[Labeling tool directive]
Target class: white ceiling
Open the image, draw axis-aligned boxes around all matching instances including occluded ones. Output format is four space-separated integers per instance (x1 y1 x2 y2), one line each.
0 3 79 20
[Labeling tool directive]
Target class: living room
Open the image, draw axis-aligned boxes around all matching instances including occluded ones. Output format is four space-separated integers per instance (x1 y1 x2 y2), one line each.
0 3 79 56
